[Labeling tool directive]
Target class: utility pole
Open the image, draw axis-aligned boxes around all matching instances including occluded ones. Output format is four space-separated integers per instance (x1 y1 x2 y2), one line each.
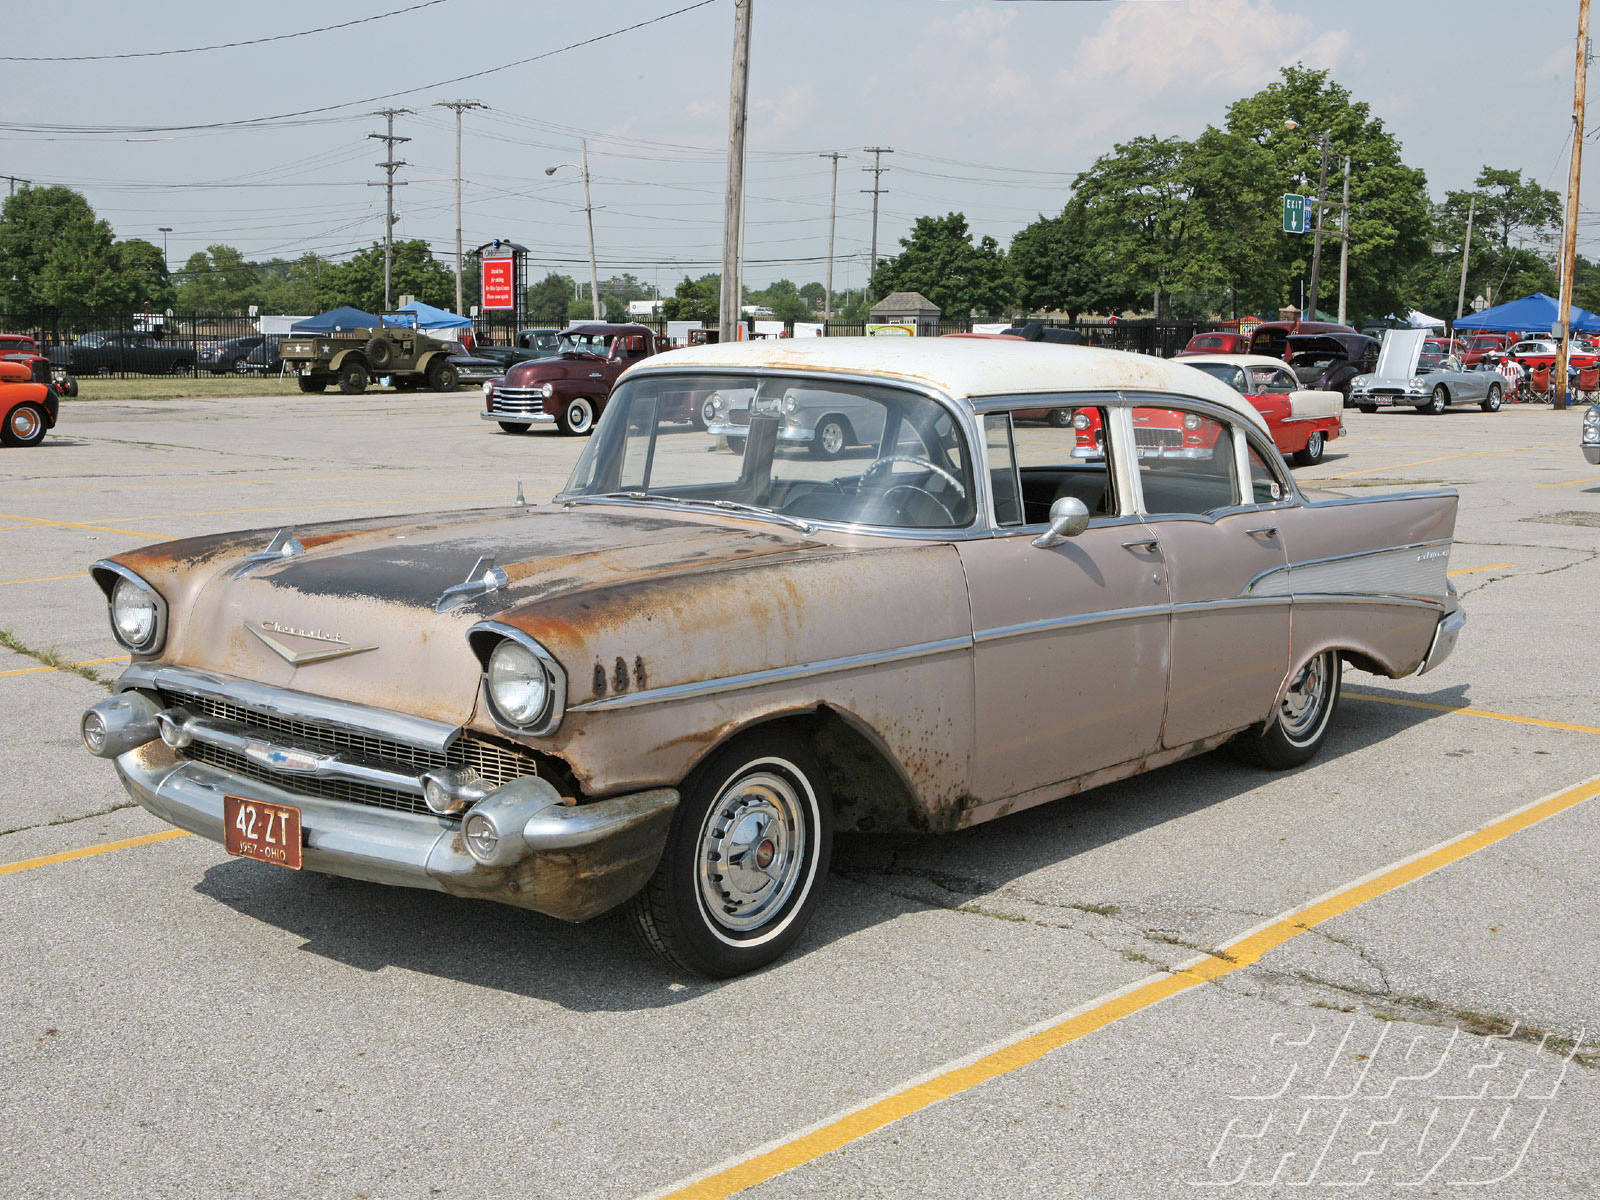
435 99 485 317
580 140 600 320
367 108 411 310
3 175 29 196
719 0 752 343
158 227 172 273
1556 0 1590 410
1336 156 1352 326
1305 133 1330 320
1455 195 1477 334
819 151 846 323
861 147 893 302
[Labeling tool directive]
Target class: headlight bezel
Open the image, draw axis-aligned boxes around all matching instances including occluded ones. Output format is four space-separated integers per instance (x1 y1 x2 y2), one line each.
468 622 567 736
91 560 167 655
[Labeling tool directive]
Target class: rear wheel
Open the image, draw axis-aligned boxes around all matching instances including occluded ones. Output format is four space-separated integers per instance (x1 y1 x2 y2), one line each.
1047 408 1074 428
557 396 595 435
809 416 848 460
1481 383 1502 412
59 376 78 398
297 375 327 394
1292 430 1325 467
337 361 368 395
1230 650 1342 770
1 401 48 447
626 730 833 977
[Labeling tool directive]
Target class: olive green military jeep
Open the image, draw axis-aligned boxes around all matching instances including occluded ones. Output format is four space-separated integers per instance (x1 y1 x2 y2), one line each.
280 313 462 395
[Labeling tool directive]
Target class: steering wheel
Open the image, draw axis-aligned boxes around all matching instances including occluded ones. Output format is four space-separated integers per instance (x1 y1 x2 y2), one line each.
859 455 968 498
878 483 955 525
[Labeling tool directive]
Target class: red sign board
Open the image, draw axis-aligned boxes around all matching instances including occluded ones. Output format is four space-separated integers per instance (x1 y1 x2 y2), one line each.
481 258 515 311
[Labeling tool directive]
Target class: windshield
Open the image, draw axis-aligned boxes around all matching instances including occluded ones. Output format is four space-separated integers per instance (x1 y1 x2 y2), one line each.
1185 362 1249 393
561 373 975 530
559 332 613 356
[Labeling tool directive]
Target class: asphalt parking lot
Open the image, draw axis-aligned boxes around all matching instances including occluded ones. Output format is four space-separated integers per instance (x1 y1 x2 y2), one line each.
3 390 1599 1199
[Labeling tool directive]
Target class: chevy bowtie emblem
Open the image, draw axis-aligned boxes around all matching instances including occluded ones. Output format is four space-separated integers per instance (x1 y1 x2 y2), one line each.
246 621 377 666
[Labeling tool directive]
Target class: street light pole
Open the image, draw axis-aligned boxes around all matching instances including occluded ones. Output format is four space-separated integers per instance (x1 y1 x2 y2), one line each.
435 99 485 317
1306 133 1330 321
158 227 172 273
819 152 845 323
545 144 601 321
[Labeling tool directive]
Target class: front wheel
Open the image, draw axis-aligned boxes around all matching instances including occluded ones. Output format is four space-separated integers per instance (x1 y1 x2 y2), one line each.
1424 385 1448 415
497 421 528 434
557 396 596 435
2 401 48 447
1047 408 1074 428
1292 430 1325 467
1357 403 1377 414
724 435 746 455
627 730 833 977
809 416 848 460
1481 383 1502 412
1230 650 1342 770
337 361 369 395
426 360 459 392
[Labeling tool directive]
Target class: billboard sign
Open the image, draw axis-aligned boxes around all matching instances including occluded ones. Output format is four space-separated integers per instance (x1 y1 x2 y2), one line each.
481 258 515 311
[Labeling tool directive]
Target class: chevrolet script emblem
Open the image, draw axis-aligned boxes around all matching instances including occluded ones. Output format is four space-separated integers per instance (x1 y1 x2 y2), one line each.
246 621 377 666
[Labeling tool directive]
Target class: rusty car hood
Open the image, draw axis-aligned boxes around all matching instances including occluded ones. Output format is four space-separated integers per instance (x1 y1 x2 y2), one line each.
113 505 846 724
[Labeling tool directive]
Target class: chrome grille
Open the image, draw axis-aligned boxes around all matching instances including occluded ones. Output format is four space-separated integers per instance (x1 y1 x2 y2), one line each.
1133 427 1182 449
491 386 545 415
157 687 540 816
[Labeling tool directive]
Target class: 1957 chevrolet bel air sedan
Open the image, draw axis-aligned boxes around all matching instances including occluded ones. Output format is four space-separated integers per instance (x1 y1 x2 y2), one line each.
81 339 1464 976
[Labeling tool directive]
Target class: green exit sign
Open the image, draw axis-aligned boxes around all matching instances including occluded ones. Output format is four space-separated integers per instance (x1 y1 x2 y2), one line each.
1282 193 1308 234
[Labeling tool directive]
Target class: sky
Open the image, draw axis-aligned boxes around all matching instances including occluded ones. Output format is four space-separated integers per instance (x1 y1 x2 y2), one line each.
3 0 1593 300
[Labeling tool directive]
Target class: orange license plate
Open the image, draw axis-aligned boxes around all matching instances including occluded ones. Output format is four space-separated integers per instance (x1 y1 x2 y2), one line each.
223 795 303 870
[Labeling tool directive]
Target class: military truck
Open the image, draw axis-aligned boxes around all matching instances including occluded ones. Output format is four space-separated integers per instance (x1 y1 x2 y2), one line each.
279 313 462 395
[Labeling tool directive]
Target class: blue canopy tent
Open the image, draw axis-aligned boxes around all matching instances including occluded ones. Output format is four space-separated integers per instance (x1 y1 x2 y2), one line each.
390 300 473 332
290 306 380 333
1453 292 1600 334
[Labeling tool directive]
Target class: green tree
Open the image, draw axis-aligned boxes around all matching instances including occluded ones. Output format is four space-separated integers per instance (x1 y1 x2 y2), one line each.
1225 65 1431 322
257 252 328 314
798 282 825 311
869 213 1016 319
0 187 170 313
525 273 576 324
748 278 813 322
1010 198 1102 321
175 244 259 312
314 240 454 313
0 186 99 308
1409 167 1563 319
660 273 720 323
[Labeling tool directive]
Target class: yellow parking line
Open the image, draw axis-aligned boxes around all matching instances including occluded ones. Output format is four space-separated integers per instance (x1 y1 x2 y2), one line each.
1535 475 1600 488
1447 562 1511 576
0 656 128 679
649 772 1600 1200
1319 443 1560 481
0 572 87 586
0 513 171 539
1345 691 1600 735
0 829 191 878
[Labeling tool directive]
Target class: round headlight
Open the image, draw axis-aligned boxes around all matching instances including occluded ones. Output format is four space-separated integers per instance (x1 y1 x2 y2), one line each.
1410 377 1425 389
487 639 549 726
540 382 556 400
1183 413 1202 430
1070 411 1091 430
111 577 158 650
710 393 727 414
482 380 495 399
782 394 798 414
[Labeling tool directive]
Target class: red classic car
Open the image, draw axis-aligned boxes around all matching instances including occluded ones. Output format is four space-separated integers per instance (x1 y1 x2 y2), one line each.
0 333 77 396
1503 339 1600 373
1176 331 1250 357
483 323 662 435
1100 354 1344 467
1 359 61 447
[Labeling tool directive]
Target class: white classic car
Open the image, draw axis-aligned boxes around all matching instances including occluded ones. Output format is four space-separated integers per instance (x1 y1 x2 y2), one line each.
1350 329 1505 414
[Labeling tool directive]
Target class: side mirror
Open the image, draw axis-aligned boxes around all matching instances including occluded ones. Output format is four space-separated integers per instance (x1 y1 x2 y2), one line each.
1032 496 1090 548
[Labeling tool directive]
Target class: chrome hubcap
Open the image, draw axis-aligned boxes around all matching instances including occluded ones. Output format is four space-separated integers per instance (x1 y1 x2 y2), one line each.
1280 654 1330 742
820 423 844 455
10 408 39 439
569 402 591 431
697 771 806 933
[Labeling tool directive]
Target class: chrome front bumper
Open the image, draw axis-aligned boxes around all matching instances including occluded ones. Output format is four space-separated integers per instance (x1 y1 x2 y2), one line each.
1583 442 1600 465
482 410 555 426
88 693 678 922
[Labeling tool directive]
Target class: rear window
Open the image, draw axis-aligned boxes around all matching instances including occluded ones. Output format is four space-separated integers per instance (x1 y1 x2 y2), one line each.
1250 329 1288 359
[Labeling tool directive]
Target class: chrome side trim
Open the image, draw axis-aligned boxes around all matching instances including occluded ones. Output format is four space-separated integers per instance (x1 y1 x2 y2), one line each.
90 559 168 655
1243 539 1452 599
1172 596 1289 616
116 662 460 752
1301 488 1458 509
1290 592 1445 612
973 605 1168 646
567 635 973 713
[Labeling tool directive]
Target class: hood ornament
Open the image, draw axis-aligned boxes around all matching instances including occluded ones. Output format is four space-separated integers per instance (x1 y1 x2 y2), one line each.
246 621 377 666
436 555 508 613
515 480 526 506
233 527 304 578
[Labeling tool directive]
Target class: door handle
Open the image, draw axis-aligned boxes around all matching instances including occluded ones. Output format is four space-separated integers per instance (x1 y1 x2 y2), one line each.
1246 526 1279 539
1121 538 1160 553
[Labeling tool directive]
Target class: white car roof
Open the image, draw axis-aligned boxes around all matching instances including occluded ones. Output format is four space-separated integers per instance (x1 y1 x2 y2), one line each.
631 337 1268 431
1173 353 1299 371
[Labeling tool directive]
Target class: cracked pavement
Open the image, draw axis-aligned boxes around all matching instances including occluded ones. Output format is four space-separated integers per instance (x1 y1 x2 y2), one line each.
2 396 1599 1198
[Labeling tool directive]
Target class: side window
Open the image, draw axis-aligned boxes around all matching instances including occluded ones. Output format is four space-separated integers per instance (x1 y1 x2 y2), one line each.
1008 405 1117 524
983 414 1022 527
1131 406 1239 516
1246 441 1287 505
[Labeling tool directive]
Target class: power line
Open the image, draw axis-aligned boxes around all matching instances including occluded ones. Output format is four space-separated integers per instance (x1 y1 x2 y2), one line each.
0 0 457 62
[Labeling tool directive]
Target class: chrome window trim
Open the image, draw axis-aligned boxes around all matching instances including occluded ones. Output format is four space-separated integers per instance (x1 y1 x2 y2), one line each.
91 559 168 655
116 662 460 752
468 621 568 737
567 634 973 714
